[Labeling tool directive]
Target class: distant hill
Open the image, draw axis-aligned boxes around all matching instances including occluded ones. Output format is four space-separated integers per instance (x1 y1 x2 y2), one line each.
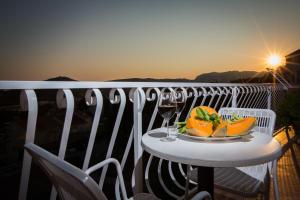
112 71 270 83
46 76 77 81
45 71 270 83
231 72 273 83
111 78 193 82
195 71 267 83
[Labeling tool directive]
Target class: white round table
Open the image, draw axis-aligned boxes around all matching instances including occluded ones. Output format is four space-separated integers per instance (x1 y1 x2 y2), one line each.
141 128 282 198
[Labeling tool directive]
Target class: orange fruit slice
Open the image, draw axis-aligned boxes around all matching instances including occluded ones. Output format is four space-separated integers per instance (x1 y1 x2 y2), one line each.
186 117 213 137
189 106 217 119
212 121 227 137
227 117 256 136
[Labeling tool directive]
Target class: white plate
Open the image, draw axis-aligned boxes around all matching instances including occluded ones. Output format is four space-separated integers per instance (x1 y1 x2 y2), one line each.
178 133 241 141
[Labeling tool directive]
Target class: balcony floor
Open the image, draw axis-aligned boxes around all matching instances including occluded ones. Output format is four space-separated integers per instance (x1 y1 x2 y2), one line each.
215 129 300 200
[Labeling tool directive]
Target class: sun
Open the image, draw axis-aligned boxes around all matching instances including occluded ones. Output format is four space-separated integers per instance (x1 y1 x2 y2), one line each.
266 54 286 69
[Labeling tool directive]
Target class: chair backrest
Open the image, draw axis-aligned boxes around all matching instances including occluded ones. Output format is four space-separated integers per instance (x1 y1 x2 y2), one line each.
218 108 277 182
218 107 276 136
24 143 107 200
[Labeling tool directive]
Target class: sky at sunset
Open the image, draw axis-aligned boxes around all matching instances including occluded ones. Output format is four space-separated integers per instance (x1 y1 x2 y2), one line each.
1 0 300 81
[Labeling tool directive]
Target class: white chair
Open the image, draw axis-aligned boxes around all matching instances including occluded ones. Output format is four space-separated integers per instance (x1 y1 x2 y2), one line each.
25 143 211 200
187 108 280 200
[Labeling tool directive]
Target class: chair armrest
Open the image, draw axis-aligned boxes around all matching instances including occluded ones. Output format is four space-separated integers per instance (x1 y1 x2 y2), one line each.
190 191 211 200
85 158 128 200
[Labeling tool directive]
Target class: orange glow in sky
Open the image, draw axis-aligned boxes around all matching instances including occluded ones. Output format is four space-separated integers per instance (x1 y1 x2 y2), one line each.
0 1 300 81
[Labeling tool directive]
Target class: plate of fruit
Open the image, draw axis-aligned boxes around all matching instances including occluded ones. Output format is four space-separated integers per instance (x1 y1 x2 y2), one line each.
176 106 256 141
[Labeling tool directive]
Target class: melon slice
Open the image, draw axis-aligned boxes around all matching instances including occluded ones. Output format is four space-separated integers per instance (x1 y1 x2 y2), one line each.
186 118 213 137
227 117 256 136
212 121 227 137
189 106 217 119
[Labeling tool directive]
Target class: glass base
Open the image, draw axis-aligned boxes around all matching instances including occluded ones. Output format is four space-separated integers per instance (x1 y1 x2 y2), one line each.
169 125 177 132
160 136 176 142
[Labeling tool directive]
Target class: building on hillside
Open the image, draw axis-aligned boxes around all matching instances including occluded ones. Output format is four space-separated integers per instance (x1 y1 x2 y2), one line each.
284 49 300 85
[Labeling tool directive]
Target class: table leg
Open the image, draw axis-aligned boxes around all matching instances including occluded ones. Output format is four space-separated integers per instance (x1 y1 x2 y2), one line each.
198 166 214 199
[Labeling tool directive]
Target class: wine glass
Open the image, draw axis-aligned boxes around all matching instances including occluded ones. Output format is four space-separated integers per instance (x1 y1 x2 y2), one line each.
170 91 186 132
174 90 186 121
158 91 177 141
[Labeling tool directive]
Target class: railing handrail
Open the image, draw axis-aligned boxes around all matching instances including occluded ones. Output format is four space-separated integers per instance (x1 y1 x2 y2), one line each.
0 81 276 90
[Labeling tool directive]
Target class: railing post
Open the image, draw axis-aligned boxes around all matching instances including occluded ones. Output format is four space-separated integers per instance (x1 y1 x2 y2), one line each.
133 88 144 194
267 86 272 109
232 87 237 108
19 90 38 200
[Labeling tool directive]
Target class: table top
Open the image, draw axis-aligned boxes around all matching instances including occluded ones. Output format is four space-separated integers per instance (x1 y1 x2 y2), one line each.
141 128 282 167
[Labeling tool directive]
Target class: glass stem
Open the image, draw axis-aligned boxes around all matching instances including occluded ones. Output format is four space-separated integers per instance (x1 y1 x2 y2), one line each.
174 113 179 128
166 120 169 138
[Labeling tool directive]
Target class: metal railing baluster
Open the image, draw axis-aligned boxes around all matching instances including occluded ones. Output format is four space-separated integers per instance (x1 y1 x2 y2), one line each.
18 90 38 200
99 89 126 189
50 89 74 200
82 89 103 171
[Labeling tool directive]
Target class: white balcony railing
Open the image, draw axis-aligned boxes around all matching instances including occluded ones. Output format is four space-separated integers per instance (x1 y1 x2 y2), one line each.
0 81 287 200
